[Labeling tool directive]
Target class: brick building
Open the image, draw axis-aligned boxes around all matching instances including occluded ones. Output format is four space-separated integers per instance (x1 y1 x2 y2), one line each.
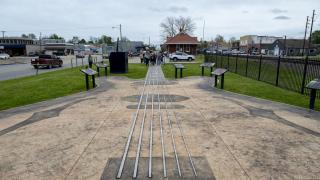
164 33 199 55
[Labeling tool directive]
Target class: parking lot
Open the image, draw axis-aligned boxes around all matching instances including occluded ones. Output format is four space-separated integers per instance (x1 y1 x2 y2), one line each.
0 55 103 81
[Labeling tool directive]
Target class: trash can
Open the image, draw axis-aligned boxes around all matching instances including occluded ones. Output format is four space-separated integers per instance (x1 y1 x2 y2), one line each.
109 52 128 73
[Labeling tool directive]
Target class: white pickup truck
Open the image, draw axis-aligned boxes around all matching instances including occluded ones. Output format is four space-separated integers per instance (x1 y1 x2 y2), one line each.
169 52 195 61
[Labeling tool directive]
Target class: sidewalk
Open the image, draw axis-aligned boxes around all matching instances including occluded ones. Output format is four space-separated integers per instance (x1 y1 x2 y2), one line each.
0 74 320 179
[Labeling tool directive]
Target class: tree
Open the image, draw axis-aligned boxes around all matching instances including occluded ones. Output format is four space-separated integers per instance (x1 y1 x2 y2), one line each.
229 37 237 43
98 35 112 44
121 36 130 42
311 30 320 44
79 39 86 44
160 17 177 38
49 34 64 40
21 34 28 38
160 16 196 39
215 34 225 43
28 33 36 39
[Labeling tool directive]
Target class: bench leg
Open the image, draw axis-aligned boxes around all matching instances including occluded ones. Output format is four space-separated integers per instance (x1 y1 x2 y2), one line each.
309 89 317 110
105 67 108 76
201 67 204 76
221 74 224 89
97 67 100 77
85 75 89 90
214 75 218 87
180 69 183 78
210 67 213 77
92 75 96 88
175 68 177 79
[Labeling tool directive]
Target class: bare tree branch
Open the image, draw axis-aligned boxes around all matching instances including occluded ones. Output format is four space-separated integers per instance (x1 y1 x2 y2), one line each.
160 16 196 41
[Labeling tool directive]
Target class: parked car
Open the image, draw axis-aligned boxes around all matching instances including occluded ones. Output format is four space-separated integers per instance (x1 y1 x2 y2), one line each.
31 54 63 69
169 52 195 61
76 54 85 58
0 53 10 60
28 52 39 57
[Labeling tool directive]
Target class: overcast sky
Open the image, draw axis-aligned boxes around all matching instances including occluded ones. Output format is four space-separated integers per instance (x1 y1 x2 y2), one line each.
0 0 319 45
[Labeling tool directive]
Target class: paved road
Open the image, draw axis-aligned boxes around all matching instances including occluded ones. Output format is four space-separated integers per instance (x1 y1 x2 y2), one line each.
0 55 103 81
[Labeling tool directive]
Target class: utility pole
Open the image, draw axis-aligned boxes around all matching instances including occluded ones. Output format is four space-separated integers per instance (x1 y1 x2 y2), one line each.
1 31 5 38
119 24 122 41
302 16 309 56
148 36 150 46
202 20 205 42
259 37 262 54
39 32 42 53
307 10 315 55
284 35 287 56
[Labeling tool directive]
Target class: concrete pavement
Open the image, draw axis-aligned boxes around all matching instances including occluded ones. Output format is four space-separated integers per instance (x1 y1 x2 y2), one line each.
0 68 320 179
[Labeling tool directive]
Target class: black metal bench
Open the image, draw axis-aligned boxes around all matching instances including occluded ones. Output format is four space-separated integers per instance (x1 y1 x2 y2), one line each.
96 62 109 76
212 68 228 89
174 64 185 78
200 63 215 76
80 68 98 90
306 78 320 110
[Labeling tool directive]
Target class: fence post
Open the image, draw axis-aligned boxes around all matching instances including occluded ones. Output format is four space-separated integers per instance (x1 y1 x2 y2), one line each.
245 54 249 76
301 56 309 94
235 54 238 73
227 54 230 69
275 56 281 86
71 58 73 68
258 55 262 80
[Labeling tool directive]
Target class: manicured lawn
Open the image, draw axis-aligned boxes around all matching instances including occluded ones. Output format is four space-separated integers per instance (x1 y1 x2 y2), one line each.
162 63 319 110
0 63 147 111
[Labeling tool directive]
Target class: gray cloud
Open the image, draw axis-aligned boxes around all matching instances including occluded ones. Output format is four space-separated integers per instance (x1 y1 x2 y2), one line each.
149 6 188 13
168 6 188 12
274 15 290 20
270 8 287 14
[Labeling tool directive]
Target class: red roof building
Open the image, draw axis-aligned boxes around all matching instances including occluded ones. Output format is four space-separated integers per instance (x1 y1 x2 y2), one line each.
164 33 200 55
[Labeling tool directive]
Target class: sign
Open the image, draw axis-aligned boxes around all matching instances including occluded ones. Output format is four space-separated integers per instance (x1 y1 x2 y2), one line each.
0 46 4 50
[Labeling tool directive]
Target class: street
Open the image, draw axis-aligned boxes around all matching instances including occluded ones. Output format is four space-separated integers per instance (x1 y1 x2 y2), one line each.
0 55 103 81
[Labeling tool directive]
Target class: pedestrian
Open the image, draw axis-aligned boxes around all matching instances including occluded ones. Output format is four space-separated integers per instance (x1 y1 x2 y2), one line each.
144 49 150 66
88 54 93 68
140 50 145 63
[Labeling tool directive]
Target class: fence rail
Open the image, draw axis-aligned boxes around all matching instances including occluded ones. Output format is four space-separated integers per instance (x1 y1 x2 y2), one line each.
205 54 320 98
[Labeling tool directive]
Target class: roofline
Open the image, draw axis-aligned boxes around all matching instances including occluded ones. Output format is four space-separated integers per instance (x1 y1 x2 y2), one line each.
165 42 200 45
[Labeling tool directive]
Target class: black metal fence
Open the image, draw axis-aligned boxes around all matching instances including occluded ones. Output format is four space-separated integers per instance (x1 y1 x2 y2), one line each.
205 54 320 98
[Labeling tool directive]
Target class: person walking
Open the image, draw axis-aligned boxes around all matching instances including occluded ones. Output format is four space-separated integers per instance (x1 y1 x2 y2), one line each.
144 50 150 66
88 54 93 68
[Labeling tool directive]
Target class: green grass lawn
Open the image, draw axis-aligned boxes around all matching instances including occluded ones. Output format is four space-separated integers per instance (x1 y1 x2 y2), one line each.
162 63 319 110
0 63 147 111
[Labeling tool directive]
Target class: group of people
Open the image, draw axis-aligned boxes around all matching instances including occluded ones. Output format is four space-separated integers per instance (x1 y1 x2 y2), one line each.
140 48 165 66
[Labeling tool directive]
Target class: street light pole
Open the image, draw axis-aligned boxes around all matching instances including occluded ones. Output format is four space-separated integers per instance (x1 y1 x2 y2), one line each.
1 31 5 38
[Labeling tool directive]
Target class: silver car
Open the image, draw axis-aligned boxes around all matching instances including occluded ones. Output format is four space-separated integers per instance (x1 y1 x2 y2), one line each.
0 53 10 60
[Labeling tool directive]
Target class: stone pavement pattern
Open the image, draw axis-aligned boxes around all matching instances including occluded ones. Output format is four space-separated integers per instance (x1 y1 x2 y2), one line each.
0 66 320 179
